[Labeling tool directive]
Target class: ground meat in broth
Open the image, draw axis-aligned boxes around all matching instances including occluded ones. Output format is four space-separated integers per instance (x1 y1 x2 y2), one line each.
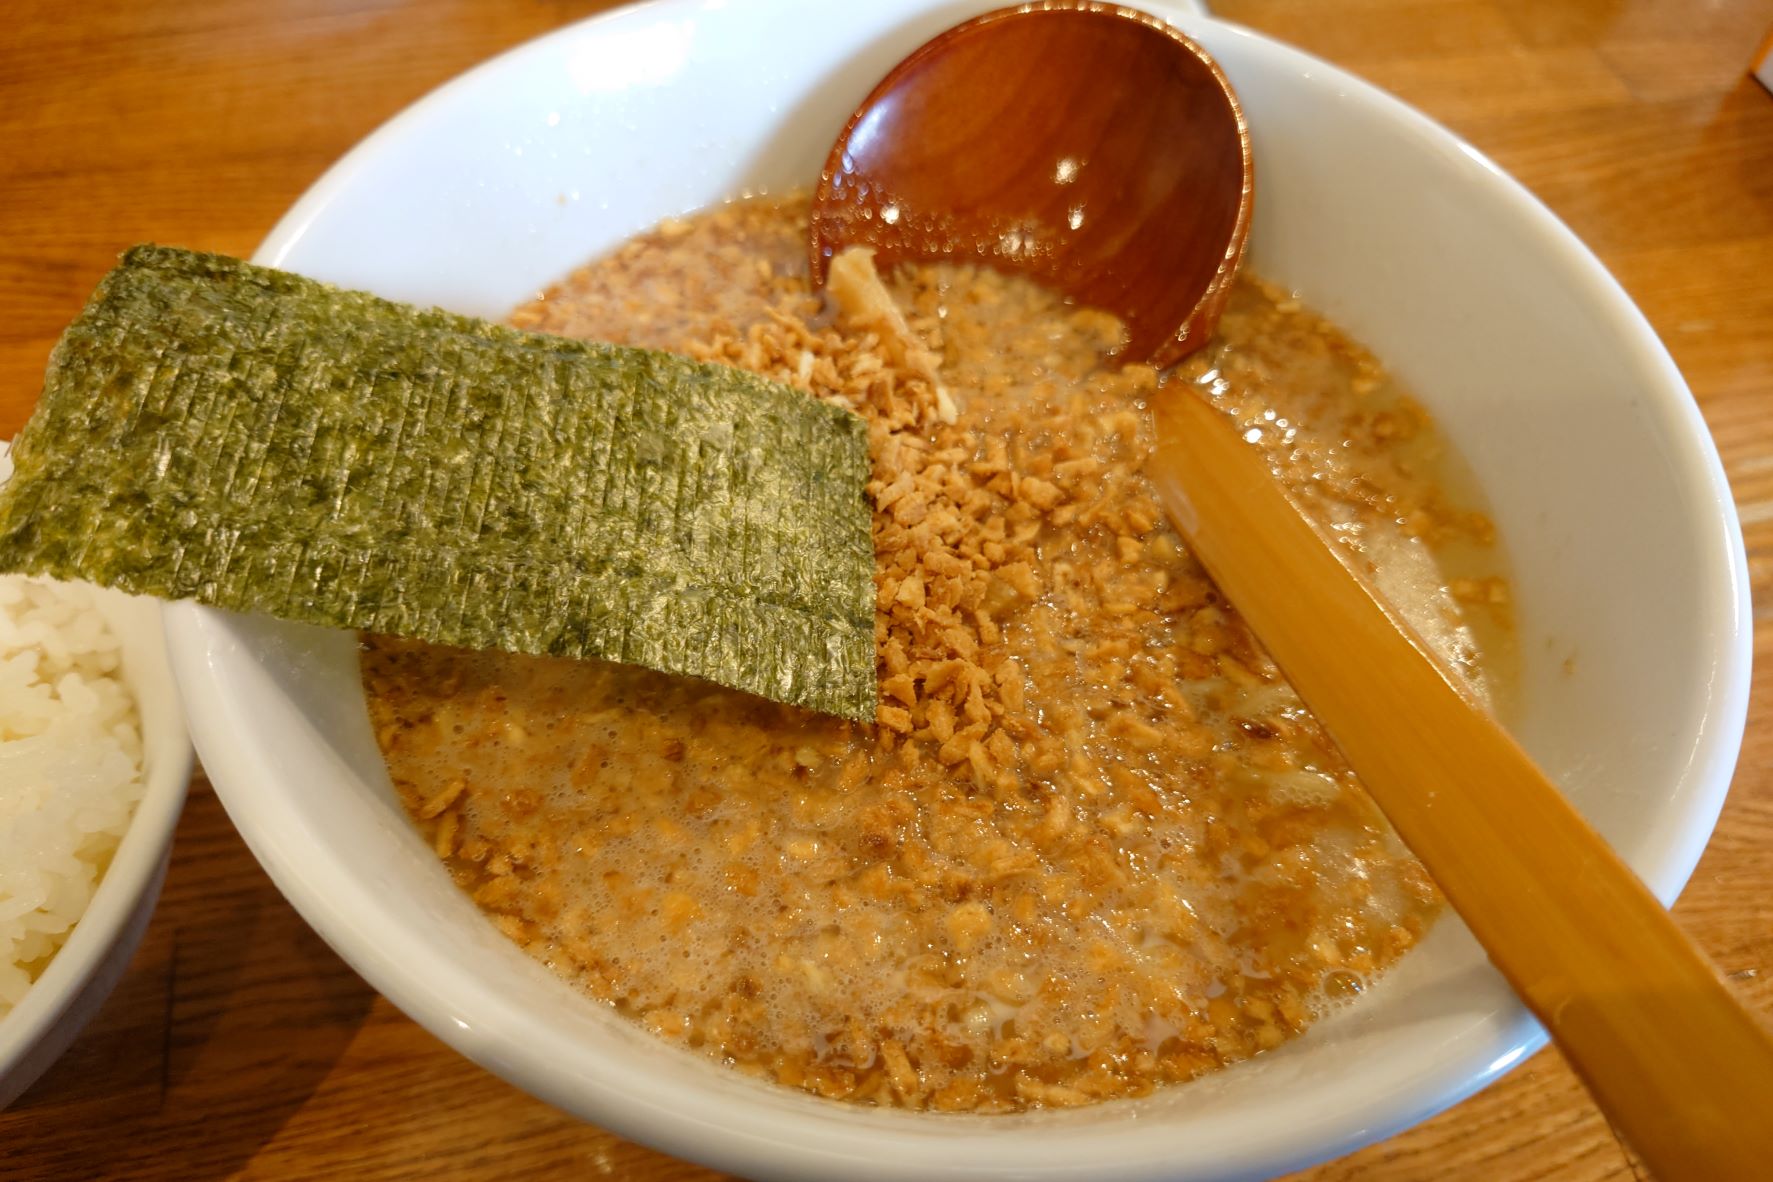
362 194 1510 1112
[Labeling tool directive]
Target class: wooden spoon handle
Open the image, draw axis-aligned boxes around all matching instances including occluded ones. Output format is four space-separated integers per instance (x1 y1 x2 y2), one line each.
1149 388 1773 1180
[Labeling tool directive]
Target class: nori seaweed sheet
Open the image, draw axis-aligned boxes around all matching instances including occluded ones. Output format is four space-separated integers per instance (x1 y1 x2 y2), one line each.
0 246 878 721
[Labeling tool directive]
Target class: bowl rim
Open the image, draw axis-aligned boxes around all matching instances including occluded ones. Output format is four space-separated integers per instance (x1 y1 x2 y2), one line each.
0 585 194 1101
170 0 1752 1177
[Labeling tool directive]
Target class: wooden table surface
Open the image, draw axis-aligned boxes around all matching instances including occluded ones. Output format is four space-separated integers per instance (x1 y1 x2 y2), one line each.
3 0 1769 1177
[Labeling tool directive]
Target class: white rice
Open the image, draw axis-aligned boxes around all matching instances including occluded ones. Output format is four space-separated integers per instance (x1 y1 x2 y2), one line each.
0 575 144 1014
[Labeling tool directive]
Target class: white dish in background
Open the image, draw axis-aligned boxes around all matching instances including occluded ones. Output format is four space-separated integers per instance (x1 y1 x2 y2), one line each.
166 1 1751 1178
0 574 193 1109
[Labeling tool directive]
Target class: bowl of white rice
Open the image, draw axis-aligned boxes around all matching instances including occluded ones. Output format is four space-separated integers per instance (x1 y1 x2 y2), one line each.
0 447 193 1108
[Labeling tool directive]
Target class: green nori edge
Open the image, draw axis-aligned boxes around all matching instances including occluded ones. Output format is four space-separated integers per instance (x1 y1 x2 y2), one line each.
0 246 878 721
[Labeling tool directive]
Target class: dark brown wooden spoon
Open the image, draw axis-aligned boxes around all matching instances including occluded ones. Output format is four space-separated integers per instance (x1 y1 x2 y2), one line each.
809 4 1773 1175
809 0 1251 366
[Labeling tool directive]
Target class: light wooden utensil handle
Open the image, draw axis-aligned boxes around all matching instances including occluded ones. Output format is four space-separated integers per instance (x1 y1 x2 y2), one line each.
1150 389 1773 1180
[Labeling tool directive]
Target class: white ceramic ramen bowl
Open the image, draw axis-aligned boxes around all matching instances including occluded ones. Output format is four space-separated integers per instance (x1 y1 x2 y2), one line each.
0 574 193 1109
165 1 1752 1178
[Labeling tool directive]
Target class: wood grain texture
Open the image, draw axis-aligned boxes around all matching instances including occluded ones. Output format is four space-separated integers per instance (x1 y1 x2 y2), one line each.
1151 388 1773 1180
2 0 1769 1178
809 2 1252 364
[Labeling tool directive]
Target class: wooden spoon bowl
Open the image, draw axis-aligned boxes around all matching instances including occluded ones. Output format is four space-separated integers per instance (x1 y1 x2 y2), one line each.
810 1 1251 366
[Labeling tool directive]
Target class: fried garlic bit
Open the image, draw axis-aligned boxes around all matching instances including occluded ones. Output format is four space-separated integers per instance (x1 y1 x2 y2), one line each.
825 246 958 423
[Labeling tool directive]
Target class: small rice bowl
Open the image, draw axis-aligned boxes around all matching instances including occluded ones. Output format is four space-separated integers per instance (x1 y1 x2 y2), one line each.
0 576 145 1014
